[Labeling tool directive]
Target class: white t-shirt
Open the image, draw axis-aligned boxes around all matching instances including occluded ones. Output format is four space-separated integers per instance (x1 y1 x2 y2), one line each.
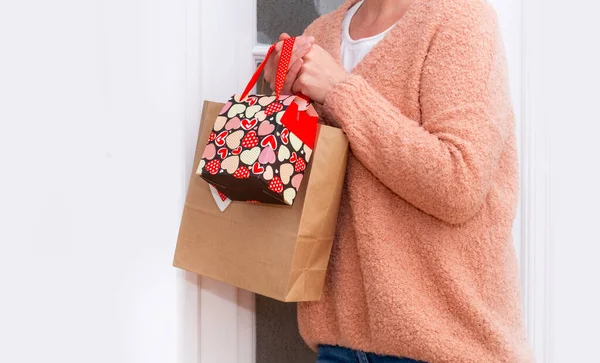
340 0 396 72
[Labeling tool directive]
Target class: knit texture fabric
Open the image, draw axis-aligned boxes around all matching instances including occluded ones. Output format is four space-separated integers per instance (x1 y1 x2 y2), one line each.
298 0 534 362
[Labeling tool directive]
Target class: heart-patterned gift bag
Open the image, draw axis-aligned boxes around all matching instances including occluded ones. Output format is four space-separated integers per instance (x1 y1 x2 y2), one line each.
196 38 318 207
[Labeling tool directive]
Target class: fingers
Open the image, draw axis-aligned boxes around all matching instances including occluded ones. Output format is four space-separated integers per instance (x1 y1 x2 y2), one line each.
301 35 315 44
302 43 320 61
275 41 283 53
288 41 311 73
281 58 303 94
292 66 306 95
292 78 302 95
275 34 313 52
270 35 313 88
270 34 316 93
279 33 312 43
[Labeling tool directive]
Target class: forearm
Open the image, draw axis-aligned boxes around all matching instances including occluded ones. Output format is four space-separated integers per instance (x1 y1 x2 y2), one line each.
324 74 504 224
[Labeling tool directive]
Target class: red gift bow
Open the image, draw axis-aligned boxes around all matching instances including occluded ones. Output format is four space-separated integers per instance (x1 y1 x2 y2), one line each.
279 100 317 149
240 37 318 149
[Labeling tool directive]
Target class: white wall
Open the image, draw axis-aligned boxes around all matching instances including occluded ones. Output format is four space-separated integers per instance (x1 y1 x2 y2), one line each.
0 1 195 362
521 0 600 361
530 1 600 361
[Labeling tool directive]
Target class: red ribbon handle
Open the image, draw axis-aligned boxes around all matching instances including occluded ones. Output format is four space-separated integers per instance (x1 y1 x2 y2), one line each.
240 37 318 149
240 37 297 100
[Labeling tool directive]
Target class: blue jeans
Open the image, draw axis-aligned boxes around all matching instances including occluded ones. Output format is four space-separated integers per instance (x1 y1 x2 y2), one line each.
317 345 425 363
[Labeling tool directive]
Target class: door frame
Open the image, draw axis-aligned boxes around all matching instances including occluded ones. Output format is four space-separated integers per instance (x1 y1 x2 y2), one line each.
179 0 553 362
180 1 258 363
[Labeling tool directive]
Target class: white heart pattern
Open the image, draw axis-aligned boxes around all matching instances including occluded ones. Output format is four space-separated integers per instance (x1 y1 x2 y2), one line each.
263 165 273 180
226 130 244 149
290 132 302 151
214 116 227 131
196 159 206 175
283 188 296 205
275 111 285 124
303 144 312 162
227 103 246 118
240 147 260 165
278 145 290 161
221 155 239 174
245 105 261 118
255 110 267 122
280 163 294 184
258 95 276 106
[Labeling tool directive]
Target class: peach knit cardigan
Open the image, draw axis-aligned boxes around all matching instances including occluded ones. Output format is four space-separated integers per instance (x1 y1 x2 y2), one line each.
298 0 534 362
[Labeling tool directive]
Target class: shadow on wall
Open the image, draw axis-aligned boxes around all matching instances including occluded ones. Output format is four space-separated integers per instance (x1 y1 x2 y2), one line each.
256 296 317 363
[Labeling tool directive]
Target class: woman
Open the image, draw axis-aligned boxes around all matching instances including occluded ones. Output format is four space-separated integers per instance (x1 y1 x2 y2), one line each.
264 0 533 362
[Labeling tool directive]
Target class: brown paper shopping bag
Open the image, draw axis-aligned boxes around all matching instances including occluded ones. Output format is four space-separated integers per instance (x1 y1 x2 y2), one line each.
173 101 348 302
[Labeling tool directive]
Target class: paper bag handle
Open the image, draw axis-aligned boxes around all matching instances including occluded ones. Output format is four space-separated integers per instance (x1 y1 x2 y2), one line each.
240 38 306 101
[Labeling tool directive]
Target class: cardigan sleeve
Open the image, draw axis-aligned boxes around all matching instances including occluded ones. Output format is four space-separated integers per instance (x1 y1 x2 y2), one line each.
322 2 512 225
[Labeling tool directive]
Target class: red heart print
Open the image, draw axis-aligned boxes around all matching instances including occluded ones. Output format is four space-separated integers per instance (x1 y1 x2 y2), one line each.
260 134 277 150
215 131 228 147
294 157 306 172
208 132 216 142
268 176 283 194
233 166 250 179
241 131 259 148
290 152 297 163
217 190 228 202
218 148 228 159
205 159 221 175
252 162 264 174
232 146 242 155
281 128 289 144
265 102 283 116
242 118 258 130
246 96 258 106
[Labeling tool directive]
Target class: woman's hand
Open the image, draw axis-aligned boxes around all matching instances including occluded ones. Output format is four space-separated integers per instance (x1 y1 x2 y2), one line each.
263 33 314 95
292 44 348 104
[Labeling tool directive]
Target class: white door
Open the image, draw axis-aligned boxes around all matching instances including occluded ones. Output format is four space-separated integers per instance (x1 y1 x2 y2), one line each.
0 1 190 363
187 1 527 363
